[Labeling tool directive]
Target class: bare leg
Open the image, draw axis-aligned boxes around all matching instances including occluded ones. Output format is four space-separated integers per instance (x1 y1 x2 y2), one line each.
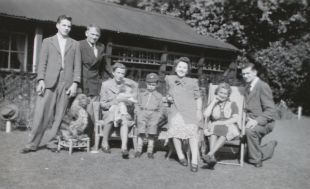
137 134 144 152
208 136 226 156
189 137 199 165
101 122 112 148
173 138 185 160
120 123 128 150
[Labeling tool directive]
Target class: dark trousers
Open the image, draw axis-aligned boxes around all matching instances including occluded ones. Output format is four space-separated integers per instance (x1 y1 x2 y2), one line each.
245 122 275 163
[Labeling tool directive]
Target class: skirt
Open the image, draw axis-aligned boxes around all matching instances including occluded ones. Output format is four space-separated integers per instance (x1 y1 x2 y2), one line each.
167 112 198 139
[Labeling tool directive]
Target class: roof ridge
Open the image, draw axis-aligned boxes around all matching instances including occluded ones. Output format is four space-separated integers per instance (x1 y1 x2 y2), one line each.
88 0 183 21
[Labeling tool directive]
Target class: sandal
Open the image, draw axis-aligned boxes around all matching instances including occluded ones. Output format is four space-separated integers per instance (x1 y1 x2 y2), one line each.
190 163 198 172
179 158 188 167
101 146 111 154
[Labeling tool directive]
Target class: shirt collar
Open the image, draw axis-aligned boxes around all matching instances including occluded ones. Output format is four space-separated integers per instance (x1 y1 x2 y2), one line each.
250 77 259 91
87 40 96 48
56 33 67 41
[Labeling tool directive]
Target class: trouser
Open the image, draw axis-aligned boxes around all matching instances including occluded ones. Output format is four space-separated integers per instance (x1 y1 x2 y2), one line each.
26 80 70 149
86 95 99 145
245 122 275 163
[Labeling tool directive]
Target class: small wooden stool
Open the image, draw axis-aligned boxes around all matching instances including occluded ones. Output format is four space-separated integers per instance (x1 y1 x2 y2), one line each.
57 136 90 155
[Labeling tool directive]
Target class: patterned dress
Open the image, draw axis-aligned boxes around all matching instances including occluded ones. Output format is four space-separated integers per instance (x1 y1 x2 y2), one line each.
165 75 201 139
205 101 240 141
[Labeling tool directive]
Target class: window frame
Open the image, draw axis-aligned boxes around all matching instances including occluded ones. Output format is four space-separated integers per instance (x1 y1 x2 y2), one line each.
0 31 28 72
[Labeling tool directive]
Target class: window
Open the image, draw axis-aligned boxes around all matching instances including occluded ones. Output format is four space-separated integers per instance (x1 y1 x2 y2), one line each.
0 31 28 71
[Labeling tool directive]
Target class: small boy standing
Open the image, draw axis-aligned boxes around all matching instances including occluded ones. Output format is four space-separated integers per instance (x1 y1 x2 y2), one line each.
135 73 163 159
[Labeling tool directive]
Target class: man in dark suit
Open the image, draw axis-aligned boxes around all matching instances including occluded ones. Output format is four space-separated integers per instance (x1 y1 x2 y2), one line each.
79 24 109 143
80 24 108 99
21 15 81 153
242 62 277 168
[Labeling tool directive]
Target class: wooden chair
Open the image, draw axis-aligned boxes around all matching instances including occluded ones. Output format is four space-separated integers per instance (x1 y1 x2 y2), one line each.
92 101 137 152
205 83 246 166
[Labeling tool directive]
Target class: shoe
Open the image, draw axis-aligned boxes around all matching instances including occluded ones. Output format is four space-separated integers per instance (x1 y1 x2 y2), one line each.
121 149 129 159
203 154 217 169
48 148 59 153
190 163 198 172
135 151 142 158
147 153 154 159
101 146 111 154
20 147 37 154
179 158 188 167
254 161 263 168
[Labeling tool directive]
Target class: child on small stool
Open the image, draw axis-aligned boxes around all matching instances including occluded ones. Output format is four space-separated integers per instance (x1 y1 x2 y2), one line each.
135 73 163 159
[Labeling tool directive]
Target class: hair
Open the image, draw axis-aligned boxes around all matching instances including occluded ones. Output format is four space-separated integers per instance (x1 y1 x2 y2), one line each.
86 24 101 34
56 15 72 23
174 57 191 73
215 82 232 97
112 62 126 72
241 62 257 72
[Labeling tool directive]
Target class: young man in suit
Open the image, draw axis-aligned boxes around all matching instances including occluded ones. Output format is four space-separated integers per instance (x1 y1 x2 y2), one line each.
21 15 81 153
79 24 109 140
241 62 277 168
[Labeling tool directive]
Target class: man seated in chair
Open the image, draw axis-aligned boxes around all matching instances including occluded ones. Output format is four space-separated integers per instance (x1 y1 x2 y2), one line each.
241 61 277 168
99 62 138 159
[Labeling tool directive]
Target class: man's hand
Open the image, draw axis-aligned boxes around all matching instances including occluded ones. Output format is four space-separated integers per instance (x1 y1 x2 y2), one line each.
36 80 45 96
246 118 258 129
66 83 78 97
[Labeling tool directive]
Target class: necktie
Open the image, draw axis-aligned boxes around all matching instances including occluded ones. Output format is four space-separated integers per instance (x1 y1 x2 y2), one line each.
93 44 98 58
245 84 251 94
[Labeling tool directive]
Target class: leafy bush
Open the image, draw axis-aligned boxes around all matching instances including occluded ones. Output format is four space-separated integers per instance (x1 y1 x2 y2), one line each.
254 34 310 111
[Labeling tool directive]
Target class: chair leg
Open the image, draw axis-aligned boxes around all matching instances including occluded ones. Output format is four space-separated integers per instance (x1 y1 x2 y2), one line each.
240 143 245 166
69 140 73 155
87 138 90 152
57 138 61 152
132 136 138 152
94 134 100 151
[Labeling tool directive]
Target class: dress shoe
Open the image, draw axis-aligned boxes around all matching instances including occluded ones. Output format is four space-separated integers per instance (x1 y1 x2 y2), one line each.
147 153 154 159
190 163 198 172
121 149 129 159
254 161 263 168
179 158 188 167
20 147 37 154
135 151 142 158
101 146 111 154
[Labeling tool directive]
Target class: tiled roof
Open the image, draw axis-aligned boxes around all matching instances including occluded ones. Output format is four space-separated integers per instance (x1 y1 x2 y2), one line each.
0 0 238 51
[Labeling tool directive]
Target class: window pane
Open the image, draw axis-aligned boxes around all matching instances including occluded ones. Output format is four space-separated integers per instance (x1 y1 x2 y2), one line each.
0 32 9 50
0 51 9 68
11 52 23 69
11 33 26 52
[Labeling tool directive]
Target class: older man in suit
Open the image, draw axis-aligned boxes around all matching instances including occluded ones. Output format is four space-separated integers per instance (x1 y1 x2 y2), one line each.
242 62 277 168
21 15 81 153
79 24 109 140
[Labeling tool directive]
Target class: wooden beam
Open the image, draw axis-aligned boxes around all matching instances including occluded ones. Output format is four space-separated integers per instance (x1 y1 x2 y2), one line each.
32 26 43 73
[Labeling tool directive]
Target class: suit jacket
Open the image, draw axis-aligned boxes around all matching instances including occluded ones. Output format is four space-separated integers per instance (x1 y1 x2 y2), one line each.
79 39 106 96
244 79 276 126
37 35 81 89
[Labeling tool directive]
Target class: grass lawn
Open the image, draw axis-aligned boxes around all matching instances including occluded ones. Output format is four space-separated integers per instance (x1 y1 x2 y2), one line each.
1 118 310 189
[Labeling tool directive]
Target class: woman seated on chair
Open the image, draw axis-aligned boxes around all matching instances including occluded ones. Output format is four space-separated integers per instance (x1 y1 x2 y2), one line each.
203 82 240 169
